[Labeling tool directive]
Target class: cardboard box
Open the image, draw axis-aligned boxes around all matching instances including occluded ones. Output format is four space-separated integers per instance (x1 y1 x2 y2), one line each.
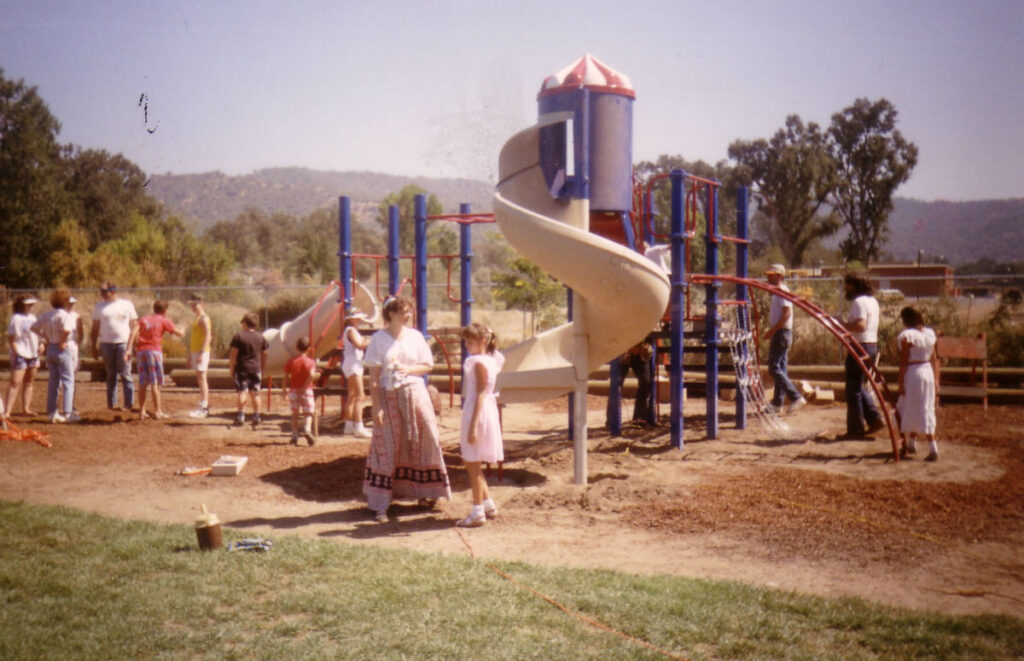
211 455 248 476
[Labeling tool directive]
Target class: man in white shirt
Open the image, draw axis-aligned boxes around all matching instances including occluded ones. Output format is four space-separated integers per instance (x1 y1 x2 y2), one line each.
90 282 139 411
765 264 806 414
839 273 884 439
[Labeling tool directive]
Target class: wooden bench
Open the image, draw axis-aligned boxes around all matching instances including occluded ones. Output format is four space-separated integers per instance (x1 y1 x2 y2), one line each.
936 332 988 409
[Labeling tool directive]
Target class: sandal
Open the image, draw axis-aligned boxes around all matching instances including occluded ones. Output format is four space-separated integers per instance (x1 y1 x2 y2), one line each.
484 507 499 520
455 513 486 528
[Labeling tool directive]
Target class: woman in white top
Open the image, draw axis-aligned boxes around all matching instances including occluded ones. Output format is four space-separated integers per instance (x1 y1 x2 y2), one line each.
32 289 80 423
341 312 372 438
5 294 40 418
361 297 450 522
896 307 940 461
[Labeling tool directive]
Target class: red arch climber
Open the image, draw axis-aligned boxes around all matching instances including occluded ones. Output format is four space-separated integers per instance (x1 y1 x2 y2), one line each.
689 273 901 462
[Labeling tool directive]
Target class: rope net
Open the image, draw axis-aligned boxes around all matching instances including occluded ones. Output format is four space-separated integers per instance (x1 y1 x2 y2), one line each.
718 304 790 435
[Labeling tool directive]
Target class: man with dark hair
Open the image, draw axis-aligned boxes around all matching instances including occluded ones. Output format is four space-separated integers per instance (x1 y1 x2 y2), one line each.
228 312 268 429
838 273 885 439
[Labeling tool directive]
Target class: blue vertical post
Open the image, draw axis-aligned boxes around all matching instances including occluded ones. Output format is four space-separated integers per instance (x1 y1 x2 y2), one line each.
704 184 720 439
735 187 750 429
459 203 473 405
414 194 428 336
338 196 353 312
388 205 400 297
608 357 622 435
669 170 687 449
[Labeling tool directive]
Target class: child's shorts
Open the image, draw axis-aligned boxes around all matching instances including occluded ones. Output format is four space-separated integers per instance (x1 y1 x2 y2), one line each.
190 351 210 371
288 389 315 414
233 369 262 393
11 354 39 370
342 356 363 378
137 350 165 386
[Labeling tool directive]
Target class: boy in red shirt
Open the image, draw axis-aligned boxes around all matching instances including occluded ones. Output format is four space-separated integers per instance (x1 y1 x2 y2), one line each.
135 300 183 420
284 336 319 445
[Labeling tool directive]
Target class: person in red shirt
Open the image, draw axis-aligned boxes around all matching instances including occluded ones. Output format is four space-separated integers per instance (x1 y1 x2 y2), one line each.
283 335 319 445
135 300 183 420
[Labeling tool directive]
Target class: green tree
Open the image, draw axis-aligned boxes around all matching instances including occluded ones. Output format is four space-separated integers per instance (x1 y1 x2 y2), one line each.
828 98 918 265
0 69 70 286
62 146 161 248
492 257 564 335
729 116 839 268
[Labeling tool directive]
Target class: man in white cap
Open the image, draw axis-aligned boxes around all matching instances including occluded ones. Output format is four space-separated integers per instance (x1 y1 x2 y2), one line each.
765 264 806 414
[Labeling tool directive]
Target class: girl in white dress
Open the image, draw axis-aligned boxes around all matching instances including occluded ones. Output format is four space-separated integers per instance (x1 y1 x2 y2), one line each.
341 313 372 438
896 307 940 461
362 297 450 522
455 323 505 528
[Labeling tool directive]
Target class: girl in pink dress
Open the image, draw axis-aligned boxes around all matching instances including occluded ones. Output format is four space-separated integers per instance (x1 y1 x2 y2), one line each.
456 323 504 528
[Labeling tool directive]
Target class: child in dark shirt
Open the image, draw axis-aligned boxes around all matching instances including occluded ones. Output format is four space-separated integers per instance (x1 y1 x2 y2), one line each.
229 312 269 429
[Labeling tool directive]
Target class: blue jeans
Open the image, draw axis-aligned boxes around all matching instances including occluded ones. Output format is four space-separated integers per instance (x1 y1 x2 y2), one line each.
100 342 135 409
845 343 882 435
768 330 801 407
45 344 75 417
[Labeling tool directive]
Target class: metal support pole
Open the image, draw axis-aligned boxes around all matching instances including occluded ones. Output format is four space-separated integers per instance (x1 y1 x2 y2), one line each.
735 187 749 429
459 203 472 405
414 194 428 336
338 196 353 312
705 184 720 439
669 170 686 449
388 205 400 297
608 357 622 436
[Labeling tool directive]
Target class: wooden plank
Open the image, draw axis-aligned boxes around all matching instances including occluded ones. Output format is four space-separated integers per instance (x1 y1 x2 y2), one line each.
936 334 986 360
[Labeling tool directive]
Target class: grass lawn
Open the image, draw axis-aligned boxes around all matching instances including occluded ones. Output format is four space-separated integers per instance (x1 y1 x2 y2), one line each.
1 500 1021 661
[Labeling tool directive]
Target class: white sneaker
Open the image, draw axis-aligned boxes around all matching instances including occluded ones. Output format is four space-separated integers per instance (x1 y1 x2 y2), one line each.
353 424 372 439
770 403 784 415
189 406 209 419
343 421 354 435
66 411 82 423
49 412 66 424
788 398 807 414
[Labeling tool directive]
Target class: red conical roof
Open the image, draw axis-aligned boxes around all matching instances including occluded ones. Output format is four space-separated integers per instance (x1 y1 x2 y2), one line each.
539 53 635 99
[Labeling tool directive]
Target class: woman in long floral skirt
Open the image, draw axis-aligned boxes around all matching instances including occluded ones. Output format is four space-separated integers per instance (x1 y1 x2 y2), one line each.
362 297 450 522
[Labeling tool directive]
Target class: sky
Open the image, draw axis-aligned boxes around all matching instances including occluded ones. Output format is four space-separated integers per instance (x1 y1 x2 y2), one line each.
2 0 1022 202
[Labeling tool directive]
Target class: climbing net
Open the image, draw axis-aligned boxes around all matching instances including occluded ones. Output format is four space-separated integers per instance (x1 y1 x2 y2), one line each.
718 303 790 435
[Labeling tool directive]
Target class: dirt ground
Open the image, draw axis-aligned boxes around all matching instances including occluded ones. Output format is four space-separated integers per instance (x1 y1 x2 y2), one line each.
2 383 1023 620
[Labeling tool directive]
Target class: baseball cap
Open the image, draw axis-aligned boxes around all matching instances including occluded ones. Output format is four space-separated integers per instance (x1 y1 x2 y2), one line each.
765 263 786 277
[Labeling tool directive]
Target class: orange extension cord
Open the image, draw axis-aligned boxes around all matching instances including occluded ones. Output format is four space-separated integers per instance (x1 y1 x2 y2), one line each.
0 420 53 448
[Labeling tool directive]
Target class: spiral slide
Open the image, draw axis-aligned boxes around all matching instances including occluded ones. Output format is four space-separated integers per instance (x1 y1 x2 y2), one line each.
493 125 671 403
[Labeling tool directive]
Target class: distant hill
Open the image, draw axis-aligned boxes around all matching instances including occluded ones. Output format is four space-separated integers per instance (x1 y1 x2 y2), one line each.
147 168 1022 266
884 197 1024 265
147 167 494 229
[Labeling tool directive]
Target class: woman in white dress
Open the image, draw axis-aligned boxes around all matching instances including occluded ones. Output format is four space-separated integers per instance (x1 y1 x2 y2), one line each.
896 307 940 461
362 297 450 522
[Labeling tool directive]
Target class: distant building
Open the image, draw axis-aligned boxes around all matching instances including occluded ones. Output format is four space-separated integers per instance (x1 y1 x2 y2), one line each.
821 263 955 298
